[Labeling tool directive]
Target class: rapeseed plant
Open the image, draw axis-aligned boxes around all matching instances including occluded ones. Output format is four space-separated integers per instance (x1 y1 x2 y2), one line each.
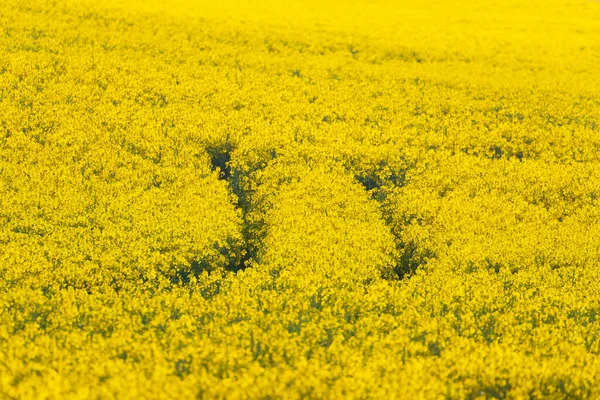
1 0 600 398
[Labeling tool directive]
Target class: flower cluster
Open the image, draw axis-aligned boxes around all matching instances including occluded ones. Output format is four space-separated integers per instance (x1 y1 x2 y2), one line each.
1 0 600 398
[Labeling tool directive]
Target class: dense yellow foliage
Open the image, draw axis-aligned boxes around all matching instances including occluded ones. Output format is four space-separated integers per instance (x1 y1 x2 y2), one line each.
1 0 600 398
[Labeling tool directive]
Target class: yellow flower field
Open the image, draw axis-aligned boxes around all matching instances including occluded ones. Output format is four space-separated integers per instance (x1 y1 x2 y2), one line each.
1 0 600 398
